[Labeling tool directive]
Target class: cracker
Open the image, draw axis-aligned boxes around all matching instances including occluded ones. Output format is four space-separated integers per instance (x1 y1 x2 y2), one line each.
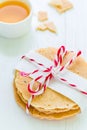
50 0 63 7
50 0 73 13
45 22 56 33
38 11 48 21
13 81 80 120
37 22 56 33
15 71 77 114
29 106 80 120
37 24 47 31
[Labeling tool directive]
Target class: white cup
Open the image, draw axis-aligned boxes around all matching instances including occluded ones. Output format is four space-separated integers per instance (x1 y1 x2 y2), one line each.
0 0 32 38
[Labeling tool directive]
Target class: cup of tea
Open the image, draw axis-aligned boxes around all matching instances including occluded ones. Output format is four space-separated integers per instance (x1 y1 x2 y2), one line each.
0 0 32 38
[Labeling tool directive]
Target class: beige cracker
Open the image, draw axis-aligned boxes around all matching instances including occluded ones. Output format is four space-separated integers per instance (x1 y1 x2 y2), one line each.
38 11 48 21
50 0 73 13
37 22 56 33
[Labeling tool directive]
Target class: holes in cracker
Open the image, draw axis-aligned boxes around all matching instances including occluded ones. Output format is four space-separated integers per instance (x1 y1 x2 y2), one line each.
24 80 27 84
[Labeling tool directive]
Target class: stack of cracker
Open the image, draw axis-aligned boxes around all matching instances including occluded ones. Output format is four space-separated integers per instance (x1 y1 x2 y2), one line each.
13 47 87 120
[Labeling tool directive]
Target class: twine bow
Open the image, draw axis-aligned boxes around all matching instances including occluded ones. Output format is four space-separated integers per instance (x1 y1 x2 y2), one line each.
20 46 87 113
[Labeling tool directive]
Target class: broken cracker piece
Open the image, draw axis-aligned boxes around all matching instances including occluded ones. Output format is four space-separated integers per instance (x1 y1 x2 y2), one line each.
37 24 47 31
50 0 63 8
50 0 73 13
38 11 48 21
37 22 56 33
45 22 56 33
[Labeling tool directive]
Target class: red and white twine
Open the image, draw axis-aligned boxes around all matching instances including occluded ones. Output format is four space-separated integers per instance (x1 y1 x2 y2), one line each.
20 46 87 113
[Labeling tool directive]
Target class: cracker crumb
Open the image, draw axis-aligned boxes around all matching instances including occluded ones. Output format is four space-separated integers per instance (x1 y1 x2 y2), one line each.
38 11 48 21
50 0 73 13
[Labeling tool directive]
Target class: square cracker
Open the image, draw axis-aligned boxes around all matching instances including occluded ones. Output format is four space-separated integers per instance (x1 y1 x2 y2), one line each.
38 11 48 21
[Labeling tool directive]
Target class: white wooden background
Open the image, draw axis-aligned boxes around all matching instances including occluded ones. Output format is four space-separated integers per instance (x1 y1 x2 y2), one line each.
0 0 87 130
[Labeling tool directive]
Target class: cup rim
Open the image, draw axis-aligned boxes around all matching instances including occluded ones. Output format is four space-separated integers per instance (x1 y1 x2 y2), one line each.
0 0 32 25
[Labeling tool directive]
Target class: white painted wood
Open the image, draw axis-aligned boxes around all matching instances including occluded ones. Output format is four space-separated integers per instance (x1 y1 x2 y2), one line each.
0 0 87 130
